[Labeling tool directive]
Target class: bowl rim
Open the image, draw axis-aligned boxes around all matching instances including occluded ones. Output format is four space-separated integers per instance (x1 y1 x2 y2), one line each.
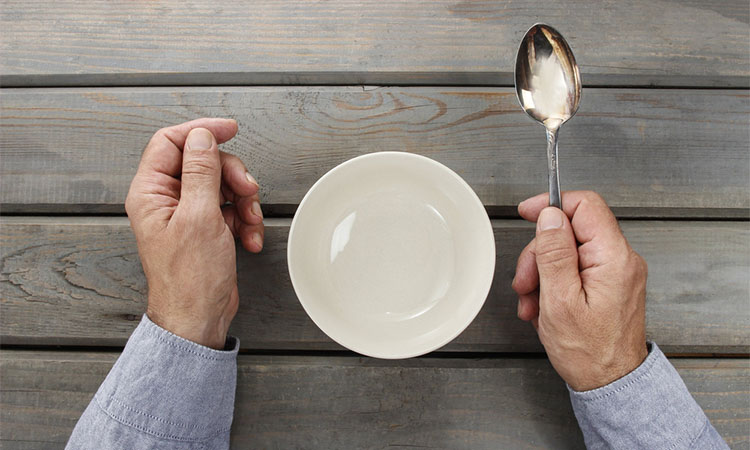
287 151 496 359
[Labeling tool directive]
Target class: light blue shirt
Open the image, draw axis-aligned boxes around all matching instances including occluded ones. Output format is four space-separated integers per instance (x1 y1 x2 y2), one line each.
66 315 728 449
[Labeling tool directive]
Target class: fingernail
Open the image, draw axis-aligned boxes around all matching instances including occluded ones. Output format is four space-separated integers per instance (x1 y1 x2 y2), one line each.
251 201 263 219
537 207 564 231
518 198 529 209
245 172 258 187
517 298 523 317
252 232 263 249
186 128 213 150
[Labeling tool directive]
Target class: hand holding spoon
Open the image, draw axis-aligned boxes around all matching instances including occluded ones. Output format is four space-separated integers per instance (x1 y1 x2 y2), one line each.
515 24 582 209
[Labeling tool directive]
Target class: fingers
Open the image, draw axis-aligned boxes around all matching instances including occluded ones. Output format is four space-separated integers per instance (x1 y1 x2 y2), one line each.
219 152 263 227
517 192 553 221
519 191 629 270
519 191 624 243
234 194 263 226
513 238 541 323
222 206 264 253
179 128 223 213
161 118 238 148
517 291 540 322
220 152 259 200
519 191 603 222
128 118 238 224
221 185 263 225
217 151 264 251
139 118 238 177
534 207 584 309
512 238 539 295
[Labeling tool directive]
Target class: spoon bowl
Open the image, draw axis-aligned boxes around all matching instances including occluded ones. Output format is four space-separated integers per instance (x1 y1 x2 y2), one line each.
515 24 582 208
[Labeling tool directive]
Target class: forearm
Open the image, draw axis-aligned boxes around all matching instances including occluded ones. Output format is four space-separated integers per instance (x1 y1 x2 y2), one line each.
66 314 239 450
569 342 728 450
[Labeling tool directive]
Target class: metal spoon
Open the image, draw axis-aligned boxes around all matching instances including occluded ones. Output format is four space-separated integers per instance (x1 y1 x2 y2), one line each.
514 24 581 209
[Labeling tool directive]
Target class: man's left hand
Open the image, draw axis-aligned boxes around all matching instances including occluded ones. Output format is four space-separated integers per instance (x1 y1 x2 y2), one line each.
126 118 263 349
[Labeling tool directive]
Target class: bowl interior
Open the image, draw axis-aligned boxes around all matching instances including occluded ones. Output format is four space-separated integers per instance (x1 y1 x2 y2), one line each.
288 152 495 358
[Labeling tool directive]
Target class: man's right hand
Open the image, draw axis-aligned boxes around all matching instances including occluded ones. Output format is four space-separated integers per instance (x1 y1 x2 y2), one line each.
512 191 649 392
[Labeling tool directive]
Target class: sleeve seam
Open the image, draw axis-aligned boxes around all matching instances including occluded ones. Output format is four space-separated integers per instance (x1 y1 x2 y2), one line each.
94 394 230 442
106 395 226 431
141 314 238 360
152 332 235 362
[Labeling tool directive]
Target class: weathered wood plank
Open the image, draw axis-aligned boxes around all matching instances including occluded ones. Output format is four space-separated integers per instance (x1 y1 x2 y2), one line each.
2 217 748 353
0 1 748 87
0 351 747 449
1 87 748 217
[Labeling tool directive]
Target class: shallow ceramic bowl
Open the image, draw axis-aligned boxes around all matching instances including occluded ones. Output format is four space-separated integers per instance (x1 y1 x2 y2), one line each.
287 152 495 359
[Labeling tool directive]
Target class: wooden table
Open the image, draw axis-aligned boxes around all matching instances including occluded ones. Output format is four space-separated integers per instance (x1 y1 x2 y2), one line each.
1 1 748 448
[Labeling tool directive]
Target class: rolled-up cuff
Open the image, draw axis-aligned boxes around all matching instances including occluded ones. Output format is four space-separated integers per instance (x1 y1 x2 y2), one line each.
93 314 239 442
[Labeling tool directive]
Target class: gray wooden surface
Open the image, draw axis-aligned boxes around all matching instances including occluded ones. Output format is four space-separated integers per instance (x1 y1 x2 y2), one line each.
1 350 748 450
1 0 748 447
3 217 748 354
1 1 748 87
1 87 749 217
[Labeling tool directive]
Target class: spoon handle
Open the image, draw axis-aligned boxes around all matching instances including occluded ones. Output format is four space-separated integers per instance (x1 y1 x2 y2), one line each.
545 127 562 209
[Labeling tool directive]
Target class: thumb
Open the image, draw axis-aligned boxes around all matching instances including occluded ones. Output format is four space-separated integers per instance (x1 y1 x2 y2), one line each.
535 207 583 307
181 128 221 209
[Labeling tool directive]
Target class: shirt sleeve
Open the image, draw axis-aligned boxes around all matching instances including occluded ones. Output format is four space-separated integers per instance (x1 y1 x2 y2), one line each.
568 341 729 450
66 314 239 450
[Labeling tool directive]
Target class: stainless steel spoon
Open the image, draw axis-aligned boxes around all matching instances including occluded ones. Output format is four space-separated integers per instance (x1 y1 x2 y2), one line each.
515 24 581 209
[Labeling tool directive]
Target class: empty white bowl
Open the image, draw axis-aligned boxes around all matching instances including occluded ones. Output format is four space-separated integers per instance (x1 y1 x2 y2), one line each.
287 152 495 358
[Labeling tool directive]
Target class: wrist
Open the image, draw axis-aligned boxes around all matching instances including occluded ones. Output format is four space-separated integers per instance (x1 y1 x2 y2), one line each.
569 342 649 392
146 307 229 350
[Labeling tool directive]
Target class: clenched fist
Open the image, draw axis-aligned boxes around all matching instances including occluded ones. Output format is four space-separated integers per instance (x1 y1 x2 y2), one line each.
126 118 264 349
512 191 648 391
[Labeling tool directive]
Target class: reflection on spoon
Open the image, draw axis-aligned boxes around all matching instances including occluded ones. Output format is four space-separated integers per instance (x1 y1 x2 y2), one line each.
330 211 357 263
528 54 569 129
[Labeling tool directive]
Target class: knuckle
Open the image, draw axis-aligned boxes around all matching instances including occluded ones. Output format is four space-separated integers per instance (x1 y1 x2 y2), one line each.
536 239 577 267
619 250 647 286
582 190 607 206
124 195 134 216
635 252 647 272
151 127 170 143
124 188 140 217
537 246 578 269
182 153 218 177
630 251 648 279
580 191 613 216
224 153 243 167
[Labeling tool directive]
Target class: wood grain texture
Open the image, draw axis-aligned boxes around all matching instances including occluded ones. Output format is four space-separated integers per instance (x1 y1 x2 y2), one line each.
1 87 748 217
0 0 748 87
2 217 748 353
1 350 748 449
